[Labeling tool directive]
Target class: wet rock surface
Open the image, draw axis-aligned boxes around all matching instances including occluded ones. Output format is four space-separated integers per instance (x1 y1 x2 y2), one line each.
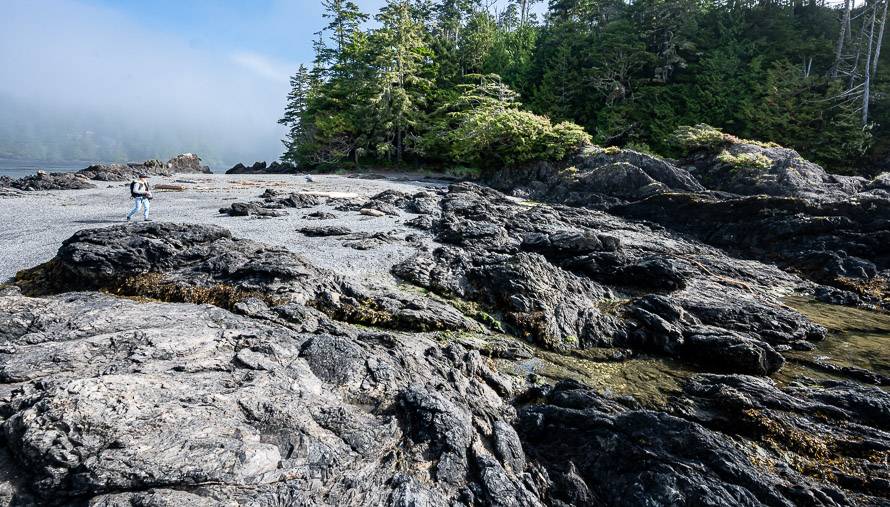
1 171 888 505
520 377 889 506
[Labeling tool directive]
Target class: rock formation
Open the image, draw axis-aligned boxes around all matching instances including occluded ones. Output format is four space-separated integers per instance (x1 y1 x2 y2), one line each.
79 154 211 182
0 154 211 192
1 210 887 504
0 170 96 191
1 135 888 504
226 161 298 174
485 139 890 307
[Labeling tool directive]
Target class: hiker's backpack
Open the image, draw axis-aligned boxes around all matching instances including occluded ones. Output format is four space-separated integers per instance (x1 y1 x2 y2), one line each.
130 181 138 197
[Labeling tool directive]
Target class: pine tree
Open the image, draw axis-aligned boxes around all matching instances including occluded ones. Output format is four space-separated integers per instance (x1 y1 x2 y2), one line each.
368 0 434 163
279 65 312 164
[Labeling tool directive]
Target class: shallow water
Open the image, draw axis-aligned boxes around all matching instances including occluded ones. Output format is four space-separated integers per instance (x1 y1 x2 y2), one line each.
481 296 890 409
0 158 91 179
779 296 890 387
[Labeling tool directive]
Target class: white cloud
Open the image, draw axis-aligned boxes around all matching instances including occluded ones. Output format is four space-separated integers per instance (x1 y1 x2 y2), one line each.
230 51 296 84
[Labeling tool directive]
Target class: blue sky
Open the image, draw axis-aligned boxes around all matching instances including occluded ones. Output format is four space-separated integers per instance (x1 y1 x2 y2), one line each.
81 0 389 66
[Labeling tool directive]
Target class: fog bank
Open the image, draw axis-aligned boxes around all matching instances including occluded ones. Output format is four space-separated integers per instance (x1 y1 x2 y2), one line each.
0 0 297 168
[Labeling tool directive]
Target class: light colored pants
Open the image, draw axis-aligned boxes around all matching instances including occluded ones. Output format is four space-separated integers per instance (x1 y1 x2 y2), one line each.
127 197 150 220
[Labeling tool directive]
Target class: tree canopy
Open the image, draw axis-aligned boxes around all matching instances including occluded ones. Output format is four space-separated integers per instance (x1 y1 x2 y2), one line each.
280 0 890 174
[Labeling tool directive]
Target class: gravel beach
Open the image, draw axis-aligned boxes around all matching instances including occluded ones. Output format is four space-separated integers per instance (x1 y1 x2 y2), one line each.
0 173 446 283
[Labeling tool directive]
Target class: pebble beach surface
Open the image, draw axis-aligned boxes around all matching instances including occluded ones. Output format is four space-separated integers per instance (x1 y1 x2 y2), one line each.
0 173 445 283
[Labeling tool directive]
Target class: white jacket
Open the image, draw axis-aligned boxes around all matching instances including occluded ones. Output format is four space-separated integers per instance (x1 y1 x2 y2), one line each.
131 180 150 196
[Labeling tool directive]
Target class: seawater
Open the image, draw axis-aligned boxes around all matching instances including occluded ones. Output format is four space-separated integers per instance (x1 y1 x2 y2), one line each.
0 158 93 179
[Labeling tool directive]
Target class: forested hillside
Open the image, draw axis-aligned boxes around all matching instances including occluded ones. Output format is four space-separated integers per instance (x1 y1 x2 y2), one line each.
281 0 890 174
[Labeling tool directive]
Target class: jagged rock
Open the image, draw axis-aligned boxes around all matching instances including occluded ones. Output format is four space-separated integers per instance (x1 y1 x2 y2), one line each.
275 193 324 208
684 141 865 199
78 154 210 182
342 231 401 250
0 195 887 506
226 161 297 174
406 215 435 229
219 191 324 217
482 141 890 301
613 192 890 300
484 146 704 209
392 183 825 374
303 211 337 220
0 291 526 504
219 201 287 217
166 153 212 174
517 378 888 506
0 186 24 198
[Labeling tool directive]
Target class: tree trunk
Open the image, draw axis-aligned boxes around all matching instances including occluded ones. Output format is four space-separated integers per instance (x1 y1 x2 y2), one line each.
834 0 852 78
850 4 869 88
873 0 888 76
864 0 879 124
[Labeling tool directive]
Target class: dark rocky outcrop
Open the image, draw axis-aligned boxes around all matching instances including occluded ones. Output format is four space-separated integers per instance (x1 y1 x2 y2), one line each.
16 223 479 335
613 192 890 301
78 154 211 182
392 182 825 375
484 141 890 304
218 201 288 217
1 213 887 505
518 377 889 506
0 154 210 191
219 190 326 217
299 225 352 237
226 161 298 174
0 290 520 505
2 170 96 191
485 146 705 210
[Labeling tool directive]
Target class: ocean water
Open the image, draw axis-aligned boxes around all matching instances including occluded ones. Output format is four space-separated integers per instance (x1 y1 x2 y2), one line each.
0 158 94 179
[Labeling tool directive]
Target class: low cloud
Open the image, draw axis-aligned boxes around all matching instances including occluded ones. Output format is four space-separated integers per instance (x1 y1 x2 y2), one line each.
0 0 299 167
231 51 295 85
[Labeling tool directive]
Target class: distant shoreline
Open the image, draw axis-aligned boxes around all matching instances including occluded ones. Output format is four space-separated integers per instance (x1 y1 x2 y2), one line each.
0 158 94 179
0 158 234 179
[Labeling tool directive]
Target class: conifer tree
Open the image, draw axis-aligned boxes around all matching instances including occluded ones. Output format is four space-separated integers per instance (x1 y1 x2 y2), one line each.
368 0 434 163
279 65 312 163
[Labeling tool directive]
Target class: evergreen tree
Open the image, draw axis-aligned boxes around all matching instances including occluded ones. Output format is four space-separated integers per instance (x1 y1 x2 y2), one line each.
368 0 434 162
279 65 312 163
280 0 890 174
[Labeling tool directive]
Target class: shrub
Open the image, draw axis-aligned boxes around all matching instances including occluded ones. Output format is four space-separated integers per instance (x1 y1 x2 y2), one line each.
422 74 591 167
673 124 727 152
716 150 773 171
432 108 591 167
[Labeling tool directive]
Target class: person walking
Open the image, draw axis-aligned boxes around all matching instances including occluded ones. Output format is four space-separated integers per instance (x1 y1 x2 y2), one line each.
126 173 153 221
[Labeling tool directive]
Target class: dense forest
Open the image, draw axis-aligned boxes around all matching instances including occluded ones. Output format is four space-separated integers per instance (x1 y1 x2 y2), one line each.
280 0 890 175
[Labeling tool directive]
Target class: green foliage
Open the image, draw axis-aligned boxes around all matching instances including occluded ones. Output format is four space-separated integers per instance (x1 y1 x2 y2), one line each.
716 150 773 171
280 0 890 174
673 124 727 153
422 74 590 166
